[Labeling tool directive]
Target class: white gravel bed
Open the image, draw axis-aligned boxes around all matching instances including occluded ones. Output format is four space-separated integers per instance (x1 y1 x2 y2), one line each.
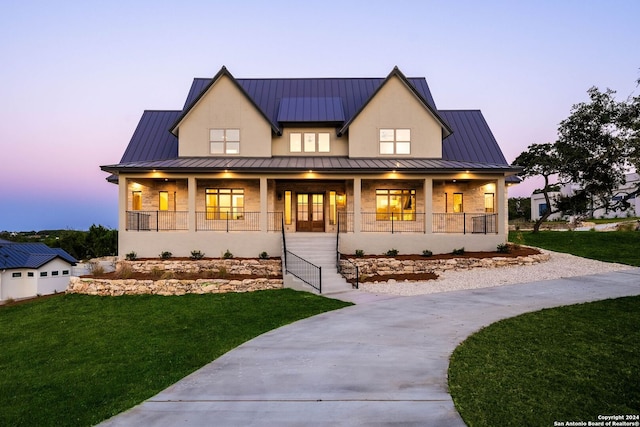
361 250 636 296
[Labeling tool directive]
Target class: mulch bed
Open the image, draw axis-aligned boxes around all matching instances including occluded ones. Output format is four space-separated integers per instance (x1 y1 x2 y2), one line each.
342 246 540 261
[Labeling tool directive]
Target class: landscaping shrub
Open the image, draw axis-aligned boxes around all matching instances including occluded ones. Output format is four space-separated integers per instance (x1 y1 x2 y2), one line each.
223 249 233 259
125 251 137 261
496 243 510 254
159 251 172 260
355 249 365 257
452 247 465 256
385 248 399 256
422 249 433 257
190 250 205 260
259 251 269 259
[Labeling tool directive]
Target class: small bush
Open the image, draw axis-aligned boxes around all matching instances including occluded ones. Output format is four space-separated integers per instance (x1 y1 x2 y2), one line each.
161 271 176 280
190 250 205 260
259 251 269 259
355 249 365 257
422 249 433 257
115 265 134 279
160 251 172 260
385 248 399 257
216 266 228 278
125 251 137 261
223 249 233 259
151 267 164 279
452 247 465 256
496 243 510 254
87 261 105 276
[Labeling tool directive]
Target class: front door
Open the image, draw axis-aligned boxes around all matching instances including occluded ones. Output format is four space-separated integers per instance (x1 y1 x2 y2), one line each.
296 193 325 232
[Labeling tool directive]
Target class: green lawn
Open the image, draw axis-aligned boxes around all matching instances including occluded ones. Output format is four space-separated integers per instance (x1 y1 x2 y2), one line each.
448 296 640 426
509 230 640 266
0 291 351 427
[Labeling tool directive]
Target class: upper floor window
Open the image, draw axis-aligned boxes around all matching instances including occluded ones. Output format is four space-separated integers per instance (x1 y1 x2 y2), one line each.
290 132 330 153
210 129 240 154
379 129 410 154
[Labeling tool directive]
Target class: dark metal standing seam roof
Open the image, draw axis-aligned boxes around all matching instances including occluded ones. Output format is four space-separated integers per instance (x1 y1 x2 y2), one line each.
120 110 180 163
103 69 521 179
182 76 438 129
439 110 508 165
0 242 77 270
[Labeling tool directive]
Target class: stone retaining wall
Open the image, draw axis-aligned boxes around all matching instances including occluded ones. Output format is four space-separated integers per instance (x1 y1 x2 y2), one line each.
67 277 283 296
123 258 282 276
343 253 551 278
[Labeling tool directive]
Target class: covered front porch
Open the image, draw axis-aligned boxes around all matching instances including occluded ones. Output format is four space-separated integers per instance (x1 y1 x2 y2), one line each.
118 173 507 257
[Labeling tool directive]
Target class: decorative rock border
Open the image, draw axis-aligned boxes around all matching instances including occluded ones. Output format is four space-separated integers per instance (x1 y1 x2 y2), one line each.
123 258 281 276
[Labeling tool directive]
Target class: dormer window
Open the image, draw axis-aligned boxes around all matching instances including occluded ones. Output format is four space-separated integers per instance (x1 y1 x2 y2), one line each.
210 129 240 154
290 132 331 153
379 129 411 154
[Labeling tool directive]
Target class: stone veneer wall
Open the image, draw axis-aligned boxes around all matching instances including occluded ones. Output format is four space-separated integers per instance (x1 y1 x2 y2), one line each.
343 253 551 278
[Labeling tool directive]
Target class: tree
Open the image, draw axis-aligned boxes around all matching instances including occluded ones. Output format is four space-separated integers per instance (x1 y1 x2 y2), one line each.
513 81 640 230
556 87 631 213
513 143 561 232
85 224 118 258
508 197 531 222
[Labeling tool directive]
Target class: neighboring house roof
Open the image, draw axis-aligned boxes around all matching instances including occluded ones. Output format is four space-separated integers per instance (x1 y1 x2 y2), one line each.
0 241 77 270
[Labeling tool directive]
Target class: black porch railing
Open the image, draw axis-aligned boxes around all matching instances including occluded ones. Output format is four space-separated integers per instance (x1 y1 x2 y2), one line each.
337 254 359 289
361 212 425 233
432 213 497 234
196 211 259 231
126 211 188 231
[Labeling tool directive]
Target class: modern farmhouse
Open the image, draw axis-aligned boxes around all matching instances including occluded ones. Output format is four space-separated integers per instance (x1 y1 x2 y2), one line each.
102 66 519 260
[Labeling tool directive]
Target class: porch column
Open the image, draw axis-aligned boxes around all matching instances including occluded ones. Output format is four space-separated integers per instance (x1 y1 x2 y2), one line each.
497 177 506 236
260 177 268 232
424 178 433 234
188 177 196 233
353 178 362 233
118 176 128 233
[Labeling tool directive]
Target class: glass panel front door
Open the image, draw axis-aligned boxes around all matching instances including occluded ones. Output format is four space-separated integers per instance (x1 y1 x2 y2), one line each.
296 193 325 232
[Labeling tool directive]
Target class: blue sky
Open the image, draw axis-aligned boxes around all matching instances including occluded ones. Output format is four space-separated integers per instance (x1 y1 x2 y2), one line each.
1 0 638 231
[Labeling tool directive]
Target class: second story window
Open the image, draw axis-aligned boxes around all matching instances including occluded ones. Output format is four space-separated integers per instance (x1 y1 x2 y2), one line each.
210 129 240 154
379 129 411 154
290 132 330 153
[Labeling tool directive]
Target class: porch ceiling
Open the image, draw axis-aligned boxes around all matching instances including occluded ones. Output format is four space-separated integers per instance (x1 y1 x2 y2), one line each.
101 156 521 175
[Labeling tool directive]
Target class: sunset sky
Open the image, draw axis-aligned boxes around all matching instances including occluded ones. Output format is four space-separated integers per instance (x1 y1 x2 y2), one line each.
1 0 638 231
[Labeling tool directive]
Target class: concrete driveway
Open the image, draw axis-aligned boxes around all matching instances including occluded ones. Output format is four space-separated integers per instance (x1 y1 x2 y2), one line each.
100 269 640 426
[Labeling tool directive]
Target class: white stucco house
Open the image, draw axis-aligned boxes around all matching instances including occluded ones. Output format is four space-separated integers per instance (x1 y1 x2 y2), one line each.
531 172 639 221
0 240 77 301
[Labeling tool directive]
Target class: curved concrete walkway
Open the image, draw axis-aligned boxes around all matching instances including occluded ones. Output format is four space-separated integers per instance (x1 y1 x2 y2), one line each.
100 269 640 426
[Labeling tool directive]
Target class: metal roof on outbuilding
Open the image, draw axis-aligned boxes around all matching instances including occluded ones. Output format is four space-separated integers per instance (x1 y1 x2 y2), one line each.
0 241 77 270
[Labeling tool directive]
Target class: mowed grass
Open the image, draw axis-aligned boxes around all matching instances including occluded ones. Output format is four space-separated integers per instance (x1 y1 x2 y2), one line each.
449 296 640 426
0 290 351 427
509 230 640 266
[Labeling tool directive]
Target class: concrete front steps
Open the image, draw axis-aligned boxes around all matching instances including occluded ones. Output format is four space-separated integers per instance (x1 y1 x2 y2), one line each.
283 233 353 295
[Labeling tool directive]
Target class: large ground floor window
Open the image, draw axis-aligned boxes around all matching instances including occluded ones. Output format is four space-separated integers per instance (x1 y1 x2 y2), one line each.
206 188 244 220
376 189 416 220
